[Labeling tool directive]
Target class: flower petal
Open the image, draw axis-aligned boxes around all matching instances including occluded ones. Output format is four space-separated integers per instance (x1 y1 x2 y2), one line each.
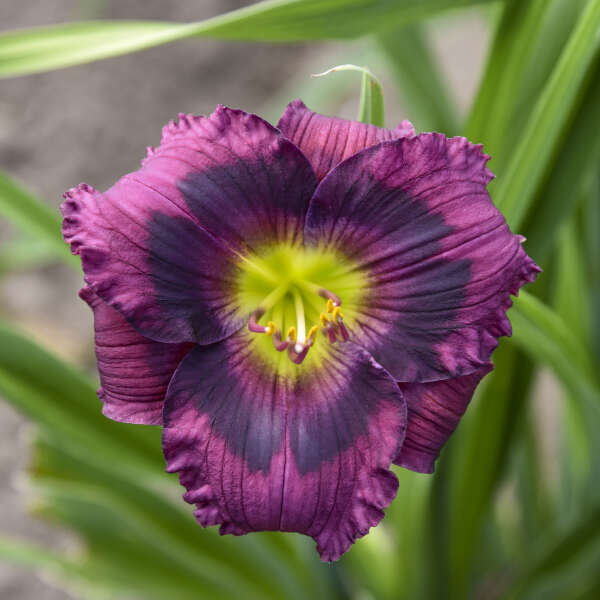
80 287 192 425
62 106 317 344
395 366 492 473
305 134 541 382
162 332 406 562
277 99 414 181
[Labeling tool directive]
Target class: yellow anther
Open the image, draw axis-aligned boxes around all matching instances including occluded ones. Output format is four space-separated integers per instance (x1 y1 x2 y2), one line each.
326 298 335 313
286 326 297 342
320 313 331 327
265 321 276 335
332 306 344 322
307 325 318 344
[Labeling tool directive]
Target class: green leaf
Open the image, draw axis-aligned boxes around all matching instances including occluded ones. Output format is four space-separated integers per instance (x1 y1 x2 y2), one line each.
493 0 600 231
509 291 600 409
0 325 336 599
313 63 384 126
506 507 600 598
553 213 600 516
513 0 589 123
0 534 72 571
521 62 600 262
465 0 551 157
260 40 375 124
377 23 459 134
0 0 495 78
0 320 163 479
0 235 60 273
0 170 77 269
345 468 432 600
439 343 534 599
28 435 334 600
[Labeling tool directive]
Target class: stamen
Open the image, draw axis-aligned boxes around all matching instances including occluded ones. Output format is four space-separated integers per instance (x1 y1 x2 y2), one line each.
246 274 348 360
306 325 318 346
299 279 341 308
272 330 289 352
337 320 350 342
320 312 337 344
319 288 342 307
332 306 349 341
248 309 267 333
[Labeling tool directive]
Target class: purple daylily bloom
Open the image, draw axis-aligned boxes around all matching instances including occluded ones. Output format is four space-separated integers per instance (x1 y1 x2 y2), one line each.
61 100 540 561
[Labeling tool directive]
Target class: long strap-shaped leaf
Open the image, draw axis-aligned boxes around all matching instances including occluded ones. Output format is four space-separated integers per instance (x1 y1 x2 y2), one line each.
435 287 600 599
505 506 600 598
0 0 494 78
493 0 600 230
377 23 459 134
0 170 77 268
0 320 163 478
510 291 600 409
465 0 549 155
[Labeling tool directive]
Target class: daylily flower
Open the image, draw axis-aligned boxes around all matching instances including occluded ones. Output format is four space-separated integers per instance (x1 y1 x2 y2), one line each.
62 100 539 561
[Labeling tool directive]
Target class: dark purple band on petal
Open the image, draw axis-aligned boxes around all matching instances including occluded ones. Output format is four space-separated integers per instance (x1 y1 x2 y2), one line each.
80 287 192 425
162 333 406 561
161 107 317 253
305 134 540 382
277 99 414 181
395 366 493 473
62 106 318 345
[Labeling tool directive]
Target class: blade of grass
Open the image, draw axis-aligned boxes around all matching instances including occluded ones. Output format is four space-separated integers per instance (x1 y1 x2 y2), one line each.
465 0 549 162
0 0 496 78
506 507 600 598
493 0 600 231
0 320 164 479
28 435 334 600
523 64 600 262
377 23 459 134
509 291 600 408
0 170 77 269
440 343 534 599
312 64 384 126
0 235 60 273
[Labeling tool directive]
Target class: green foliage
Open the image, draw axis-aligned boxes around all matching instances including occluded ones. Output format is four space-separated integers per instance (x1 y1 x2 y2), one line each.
0 0 494 78
0 170 77 269
1 0 600 599
377 23 458 134
313 63 385 126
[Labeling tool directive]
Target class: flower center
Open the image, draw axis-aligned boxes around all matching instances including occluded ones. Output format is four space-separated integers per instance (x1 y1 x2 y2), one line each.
235 244 363 365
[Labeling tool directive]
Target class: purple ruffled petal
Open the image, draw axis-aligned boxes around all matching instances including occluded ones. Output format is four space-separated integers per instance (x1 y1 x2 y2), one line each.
277 99 414 181
305 134 541 382
160 106 317 252
62 107 317 344
395 366 493 473
162 332 406 562
80 287 192 425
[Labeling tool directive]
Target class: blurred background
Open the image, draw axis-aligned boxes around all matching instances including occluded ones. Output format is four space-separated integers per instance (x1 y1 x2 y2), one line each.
1 1 599 599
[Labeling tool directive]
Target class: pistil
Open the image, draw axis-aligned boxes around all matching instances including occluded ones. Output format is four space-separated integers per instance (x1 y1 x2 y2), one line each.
292 288 306 349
